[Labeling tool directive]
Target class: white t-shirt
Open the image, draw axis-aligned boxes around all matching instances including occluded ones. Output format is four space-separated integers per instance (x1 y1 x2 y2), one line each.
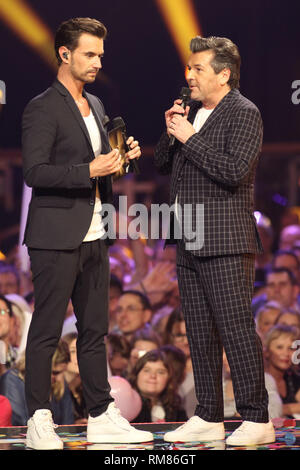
82 111 106 242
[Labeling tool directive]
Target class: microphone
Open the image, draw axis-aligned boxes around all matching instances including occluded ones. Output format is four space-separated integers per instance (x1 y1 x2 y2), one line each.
169 87 191 147
111 117 140 175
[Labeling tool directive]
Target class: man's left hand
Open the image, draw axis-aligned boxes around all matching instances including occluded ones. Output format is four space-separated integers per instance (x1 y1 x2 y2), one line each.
125 136 141 162
168 114 195 144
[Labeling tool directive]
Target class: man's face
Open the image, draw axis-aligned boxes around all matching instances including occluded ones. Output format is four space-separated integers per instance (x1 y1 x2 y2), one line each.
116 294 151 335
266 272 299 308
186 50 228 105
68 33 104 84
273 255 300 283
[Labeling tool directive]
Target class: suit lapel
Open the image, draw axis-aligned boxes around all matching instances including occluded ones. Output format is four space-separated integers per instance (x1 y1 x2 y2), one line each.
188 88 239 135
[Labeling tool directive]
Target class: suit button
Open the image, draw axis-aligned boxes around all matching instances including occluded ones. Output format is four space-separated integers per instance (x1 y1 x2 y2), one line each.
177 176 182 182
89 199 95 206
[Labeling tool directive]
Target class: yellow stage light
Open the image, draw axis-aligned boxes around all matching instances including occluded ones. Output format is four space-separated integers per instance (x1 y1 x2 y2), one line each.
155 0 202 65
0 0 56 68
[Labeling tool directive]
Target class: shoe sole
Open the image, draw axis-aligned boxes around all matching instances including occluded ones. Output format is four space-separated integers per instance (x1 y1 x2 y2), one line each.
226 432 276 446
87 433 154 444
26 438 64 450
164 431 225 443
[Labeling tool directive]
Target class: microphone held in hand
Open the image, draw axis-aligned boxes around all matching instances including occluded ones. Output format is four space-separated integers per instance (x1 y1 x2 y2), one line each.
169 87 191 147
109 117 140 179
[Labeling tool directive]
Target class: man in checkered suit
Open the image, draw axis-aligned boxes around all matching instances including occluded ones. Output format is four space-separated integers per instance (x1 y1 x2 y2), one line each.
154 36 275 446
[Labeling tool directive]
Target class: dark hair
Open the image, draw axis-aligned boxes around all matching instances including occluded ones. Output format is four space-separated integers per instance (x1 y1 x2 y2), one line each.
0 294 13 317
266 267 298 286
160 344 186 385
121 290 152 311
106 332 131 359
190 36 241 89
272 250 300 269
163 307 185 344
54 17 107 66
130 324 162 349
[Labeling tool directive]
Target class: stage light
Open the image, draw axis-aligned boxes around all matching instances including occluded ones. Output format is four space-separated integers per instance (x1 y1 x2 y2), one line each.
0 0 56 68
155 0 202 65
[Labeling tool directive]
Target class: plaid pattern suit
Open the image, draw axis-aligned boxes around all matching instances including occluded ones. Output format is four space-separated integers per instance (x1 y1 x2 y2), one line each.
154 89 269 423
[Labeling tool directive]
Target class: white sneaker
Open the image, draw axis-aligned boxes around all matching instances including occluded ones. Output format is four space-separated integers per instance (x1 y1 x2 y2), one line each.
87 402 153 443
164 416 225 442
26 409 63 450
226 421 275 446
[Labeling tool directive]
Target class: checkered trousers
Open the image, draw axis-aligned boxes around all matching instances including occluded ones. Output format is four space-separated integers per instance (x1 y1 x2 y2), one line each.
176 251 269 423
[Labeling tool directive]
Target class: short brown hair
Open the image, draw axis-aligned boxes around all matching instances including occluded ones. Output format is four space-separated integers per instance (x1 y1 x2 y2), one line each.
190 36 241 89
54 17 107 66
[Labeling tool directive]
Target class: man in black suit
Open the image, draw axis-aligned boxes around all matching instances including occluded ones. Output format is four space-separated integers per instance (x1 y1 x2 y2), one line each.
22 17 152 449
155 36 275 446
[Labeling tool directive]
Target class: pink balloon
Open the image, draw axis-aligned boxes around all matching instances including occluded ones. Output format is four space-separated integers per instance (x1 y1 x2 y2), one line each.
108 376 142 422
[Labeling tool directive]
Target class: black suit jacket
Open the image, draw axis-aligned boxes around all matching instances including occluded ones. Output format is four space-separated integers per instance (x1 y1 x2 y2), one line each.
154 88 263 257
22 79 113 250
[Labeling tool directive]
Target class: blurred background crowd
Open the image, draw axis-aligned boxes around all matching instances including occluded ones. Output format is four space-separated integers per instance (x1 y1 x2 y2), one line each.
1 0 300 427
1 210 300 427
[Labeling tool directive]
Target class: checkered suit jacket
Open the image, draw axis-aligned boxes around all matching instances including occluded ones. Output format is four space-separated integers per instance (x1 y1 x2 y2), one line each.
154 88 264 257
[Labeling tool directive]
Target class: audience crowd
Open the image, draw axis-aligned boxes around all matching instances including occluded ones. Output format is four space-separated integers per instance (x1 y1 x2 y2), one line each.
1 213 300 426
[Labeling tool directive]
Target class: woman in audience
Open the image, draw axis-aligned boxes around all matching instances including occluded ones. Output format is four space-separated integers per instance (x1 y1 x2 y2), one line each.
222 349 283 419
62 332 88 423
0 340 74 425
129 348 187 423
163 308 197 418
255 301 282 342
274 308 300 332
264 324 300 418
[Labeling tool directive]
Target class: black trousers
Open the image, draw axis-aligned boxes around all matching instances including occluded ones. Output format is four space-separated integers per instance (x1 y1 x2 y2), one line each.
176 251 269 423
25 239 113 418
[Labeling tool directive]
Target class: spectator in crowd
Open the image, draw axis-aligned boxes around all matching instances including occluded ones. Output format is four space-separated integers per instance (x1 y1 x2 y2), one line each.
222 350 283 420
131 261 178 313
163 308 197 418
0 395 12 426
0 295 18 373
114 290 152 342
0 340 74 425
5 294 32 360
279 225 300 251
0 264 20 296
106 332 131 377
273 250 300 285
62 332 87 424
127 325 162 374
252 267 300 316
264 325 300 418
274 309 300 332
129 349 187 423
255 301 282 342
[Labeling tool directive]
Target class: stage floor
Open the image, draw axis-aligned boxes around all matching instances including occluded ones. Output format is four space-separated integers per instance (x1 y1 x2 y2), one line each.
0 419 300 451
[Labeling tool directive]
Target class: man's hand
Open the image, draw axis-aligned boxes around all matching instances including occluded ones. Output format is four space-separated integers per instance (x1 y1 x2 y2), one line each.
165 99 195 144
125 136 141 163
89 148 122 178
